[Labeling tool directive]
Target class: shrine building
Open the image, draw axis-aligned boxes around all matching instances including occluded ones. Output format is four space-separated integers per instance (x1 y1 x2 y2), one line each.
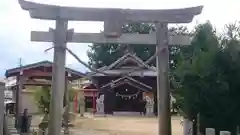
89 53 158 115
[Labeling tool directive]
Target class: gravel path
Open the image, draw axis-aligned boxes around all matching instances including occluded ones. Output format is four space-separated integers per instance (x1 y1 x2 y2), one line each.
70 129 111 135
29 114 183 135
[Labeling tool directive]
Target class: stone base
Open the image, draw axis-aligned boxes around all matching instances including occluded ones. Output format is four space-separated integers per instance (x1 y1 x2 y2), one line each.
146 112 155 117
113 111 141 116
96 104 104 114
94 111 156 117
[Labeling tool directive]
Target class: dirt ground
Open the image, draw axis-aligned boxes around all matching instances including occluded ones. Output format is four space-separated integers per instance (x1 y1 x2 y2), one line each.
72 115 183 135
29 114 183 135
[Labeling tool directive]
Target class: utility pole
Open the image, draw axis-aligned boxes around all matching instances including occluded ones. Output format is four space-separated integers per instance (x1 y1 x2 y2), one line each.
15 58 23 132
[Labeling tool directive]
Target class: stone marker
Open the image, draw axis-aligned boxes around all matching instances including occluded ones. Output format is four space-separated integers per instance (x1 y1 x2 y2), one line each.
220 131 231 135
206 128 215 135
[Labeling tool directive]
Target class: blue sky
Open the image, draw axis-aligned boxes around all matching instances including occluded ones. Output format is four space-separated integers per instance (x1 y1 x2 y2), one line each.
0 0 239 77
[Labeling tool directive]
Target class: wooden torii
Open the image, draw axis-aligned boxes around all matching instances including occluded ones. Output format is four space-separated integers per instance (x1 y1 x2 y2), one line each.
17 0 203 135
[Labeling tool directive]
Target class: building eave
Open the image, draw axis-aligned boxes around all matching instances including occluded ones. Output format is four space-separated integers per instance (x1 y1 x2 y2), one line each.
100 76 152 91
91 69 157 77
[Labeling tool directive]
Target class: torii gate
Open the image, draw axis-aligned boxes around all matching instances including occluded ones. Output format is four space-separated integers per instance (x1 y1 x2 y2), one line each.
17 0 203 135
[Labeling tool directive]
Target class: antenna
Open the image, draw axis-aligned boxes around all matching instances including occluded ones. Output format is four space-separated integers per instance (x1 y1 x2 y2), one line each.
19 58 22 66
19 58 23 75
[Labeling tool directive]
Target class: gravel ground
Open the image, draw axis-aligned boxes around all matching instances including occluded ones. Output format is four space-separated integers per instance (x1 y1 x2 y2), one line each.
72 114 183 135
30 114 183 135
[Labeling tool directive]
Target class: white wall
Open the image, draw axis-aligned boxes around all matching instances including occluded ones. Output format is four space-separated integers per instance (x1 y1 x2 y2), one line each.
21 92 38 114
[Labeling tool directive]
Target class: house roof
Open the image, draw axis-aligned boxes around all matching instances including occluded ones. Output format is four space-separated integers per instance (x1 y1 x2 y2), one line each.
100 76 152 92
5 60 85 78
5 78 53 88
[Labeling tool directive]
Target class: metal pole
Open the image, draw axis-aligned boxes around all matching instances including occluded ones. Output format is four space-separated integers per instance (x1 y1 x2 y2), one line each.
48 19 68 135
15 58 23 131
156 22 171 135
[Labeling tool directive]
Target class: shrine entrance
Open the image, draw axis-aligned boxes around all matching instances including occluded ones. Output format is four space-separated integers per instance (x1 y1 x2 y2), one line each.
101 76 152 113
114 84 143 112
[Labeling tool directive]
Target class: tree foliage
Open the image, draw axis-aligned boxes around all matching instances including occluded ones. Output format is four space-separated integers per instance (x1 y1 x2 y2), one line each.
87 23 188 69
34 86 76 114
34 86 51 113
174 22 240 135
87 23 155 68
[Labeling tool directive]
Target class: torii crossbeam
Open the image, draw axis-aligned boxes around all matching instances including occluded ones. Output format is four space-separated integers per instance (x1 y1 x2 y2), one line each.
17 0 203 135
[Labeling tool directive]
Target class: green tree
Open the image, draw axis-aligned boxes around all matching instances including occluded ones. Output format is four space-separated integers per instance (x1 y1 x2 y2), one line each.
34 86 51 113
34 86 76 114
87 23 155 68
174 22 240 135
87 23 189 68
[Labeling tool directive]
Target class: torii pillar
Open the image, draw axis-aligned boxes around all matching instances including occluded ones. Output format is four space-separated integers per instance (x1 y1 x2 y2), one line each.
156 23 171 134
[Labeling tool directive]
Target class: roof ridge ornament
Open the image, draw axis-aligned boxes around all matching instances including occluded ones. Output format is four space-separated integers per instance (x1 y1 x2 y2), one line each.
123 44 135 54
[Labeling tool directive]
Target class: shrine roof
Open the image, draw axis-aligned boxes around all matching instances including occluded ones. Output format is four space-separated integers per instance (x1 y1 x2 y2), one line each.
91 69 156 77
5 60 85 78
89 53 157 77
101 53 156 70
100 76 152 92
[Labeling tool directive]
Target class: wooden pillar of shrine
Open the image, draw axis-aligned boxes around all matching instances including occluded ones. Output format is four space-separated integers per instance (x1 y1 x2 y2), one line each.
91 79 98 114
103 90 108 114
92 91 96 114
74 92 78 113
78 90 85 117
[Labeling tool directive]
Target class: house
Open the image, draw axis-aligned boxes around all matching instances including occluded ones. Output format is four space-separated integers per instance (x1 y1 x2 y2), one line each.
5 60 85 114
